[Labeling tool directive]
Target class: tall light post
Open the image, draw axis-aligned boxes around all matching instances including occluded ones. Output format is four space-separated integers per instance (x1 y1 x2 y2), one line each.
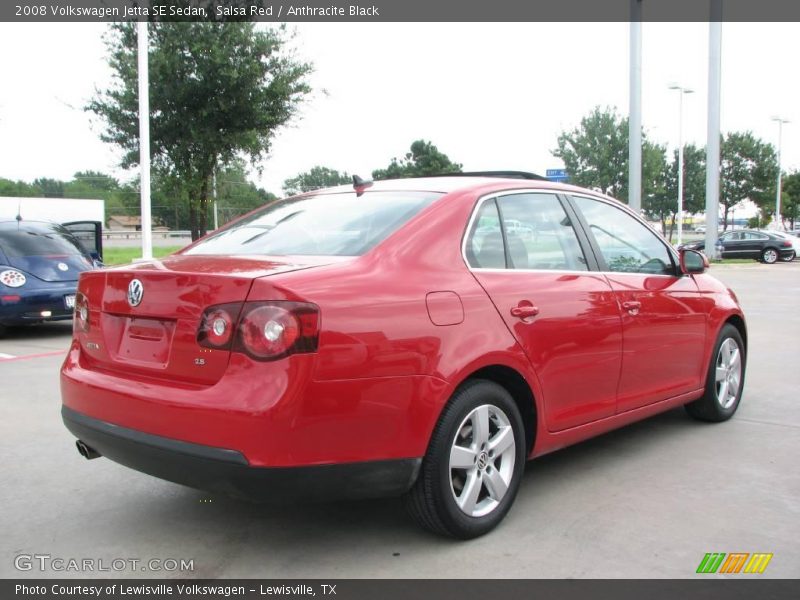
669 84 694 246
771 116 790 231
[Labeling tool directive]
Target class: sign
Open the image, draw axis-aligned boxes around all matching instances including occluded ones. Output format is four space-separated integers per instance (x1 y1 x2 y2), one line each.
545 168 569 182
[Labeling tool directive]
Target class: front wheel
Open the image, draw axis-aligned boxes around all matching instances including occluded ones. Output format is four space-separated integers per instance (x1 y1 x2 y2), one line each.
404 379 526 539
761 247 779 264
685 324 746 422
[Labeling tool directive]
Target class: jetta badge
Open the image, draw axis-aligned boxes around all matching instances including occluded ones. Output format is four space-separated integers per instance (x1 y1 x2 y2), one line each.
127 279 144 307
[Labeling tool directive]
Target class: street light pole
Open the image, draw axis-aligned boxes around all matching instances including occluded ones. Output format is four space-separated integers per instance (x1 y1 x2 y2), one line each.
669 84 694 247
137 20 152 260
771 116 789 231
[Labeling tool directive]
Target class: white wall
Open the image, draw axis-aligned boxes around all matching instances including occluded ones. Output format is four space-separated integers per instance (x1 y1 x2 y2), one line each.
0 197 104 224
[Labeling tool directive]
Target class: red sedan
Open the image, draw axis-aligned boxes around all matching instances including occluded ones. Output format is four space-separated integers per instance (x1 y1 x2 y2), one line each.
61 173 747 538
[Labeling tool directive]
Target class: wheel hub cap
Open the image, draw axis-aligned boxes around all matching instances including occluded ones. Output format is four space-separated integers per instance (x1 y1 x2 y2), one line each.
715 338 742 410
448 404 517 518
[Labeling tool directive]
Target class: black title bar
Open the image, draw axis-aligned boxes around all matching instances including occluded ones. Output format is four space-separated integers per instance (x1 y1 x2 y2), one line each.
4 0 800 22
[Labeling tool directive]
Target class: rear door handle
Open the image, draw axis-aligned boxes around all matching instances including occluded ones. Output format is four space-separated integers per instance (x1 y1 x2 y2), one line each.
510 304 540 319
621 300 641 314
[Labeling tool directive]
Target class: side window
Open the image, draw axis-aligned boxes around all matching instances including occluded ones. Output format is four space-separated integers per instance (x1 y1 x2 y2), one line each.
496 194 588 271
465 199 505 269
571 196 676 276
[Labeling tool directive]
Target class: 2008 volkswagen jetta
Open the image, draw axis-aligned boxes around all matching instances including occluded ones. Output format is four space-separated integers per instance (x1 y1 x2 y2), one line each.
61 173 747 538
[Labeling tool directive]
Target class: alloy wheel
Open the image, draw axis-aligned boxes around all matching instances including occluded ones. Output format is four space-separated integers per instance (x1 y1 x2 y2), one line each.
715 338 742 409
449 404 516 518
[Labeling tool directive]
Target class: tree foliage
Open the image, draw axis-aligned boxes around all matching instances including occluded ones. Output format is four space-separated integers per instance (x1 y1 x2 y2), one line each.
553 106 664 203
372 140 462 180
283 166 350 196
644 144 706 239
87 22 312 239
781 171 800 229
720 132 778 230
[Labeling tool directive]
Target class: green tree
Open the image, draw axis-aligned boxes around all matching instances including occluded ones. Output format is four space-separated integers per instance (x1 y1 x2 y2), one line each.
645 144 706 240
283 166 350 196
32 178 64 198
720 132 778 230
372 140 462 180
553 106 665 203
0 179 40 197
781 171 800 229
87 22 312 240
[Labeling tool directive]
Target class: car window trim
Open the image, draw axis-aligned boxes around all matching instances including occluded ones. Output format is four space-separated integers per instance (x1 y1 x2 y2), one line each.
564 193 682 278
461 189 600 273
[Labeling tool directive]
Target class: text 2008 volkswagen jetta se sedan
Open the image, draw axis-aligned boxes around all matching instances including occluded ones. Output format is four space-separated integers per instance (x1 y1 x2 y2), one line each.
62 173 747 538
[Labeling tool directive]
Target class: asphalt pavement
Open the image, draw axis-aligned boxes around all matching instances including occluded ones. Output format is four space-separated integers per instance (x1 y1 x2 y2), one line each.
1 261 798 579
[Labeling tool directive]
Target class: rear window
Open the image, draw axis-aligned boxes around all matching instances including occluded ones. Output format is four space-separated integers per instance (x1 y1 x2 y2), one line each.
0 222 86 257
185 191 442 256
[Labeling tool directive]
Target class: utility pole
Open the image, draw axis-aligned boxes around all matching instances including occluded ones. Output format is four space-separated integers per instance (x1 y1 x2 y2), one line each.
669 85 694 246
629 0 643 212
771 117 790 230
704 1 722 259
137 19 152 260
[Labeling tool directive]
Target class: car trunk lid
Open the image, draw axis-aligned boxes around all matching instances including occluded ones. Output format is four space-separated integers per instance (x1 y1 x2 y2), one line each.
78 254 331 385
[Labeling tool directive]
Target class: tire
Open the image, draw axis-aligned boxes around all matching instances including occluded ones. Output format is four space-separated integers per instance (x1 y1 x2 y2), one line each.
780 251 795 262
685 324 746 422
404 379 526 539
761 247 779 264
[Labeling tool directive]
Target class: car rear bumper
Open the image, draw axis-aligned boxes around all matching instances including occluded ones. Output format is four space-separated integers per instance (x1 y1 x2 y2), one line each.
0 289 75 324
62 405 421 501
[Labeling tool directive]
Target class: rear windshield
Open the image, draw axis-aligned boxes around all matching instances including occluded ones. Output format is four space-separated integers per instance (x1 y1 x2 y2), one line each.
185 191 442 256
0 222 86 257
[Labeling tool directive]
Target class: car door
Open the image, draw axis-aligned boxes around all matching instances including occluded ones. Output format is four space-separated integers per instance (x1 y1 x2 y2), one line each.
465 191 623 432
718 231 746 258
742 231 769 258
61 221 103 262
568 195 707 414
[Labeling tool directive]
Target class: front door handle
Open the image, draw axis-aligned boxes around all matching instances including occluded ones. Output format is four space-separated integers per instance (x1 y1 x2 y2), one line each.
510 304 540 319
621 300 641 315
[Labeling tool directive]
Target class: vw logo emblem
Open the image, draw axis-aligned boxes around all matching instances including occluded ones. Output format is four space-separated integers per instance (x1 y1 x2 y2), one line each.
57 262 69 271
127 279 144 307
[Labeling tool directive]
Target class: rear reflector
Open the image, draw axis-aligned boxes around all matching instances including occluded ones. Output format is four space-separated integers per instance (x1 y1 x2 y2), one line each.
74 293 90 333
197 303 241 350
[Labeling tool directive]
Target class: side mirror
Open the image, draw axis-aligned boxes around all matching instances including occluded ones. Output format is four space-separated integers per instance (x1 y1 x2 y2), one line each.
680 248 708 274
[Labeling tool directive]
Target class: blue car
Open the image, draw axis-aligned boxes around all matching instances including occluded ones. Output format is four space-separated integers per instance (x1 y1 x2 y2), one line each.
0 220 102 335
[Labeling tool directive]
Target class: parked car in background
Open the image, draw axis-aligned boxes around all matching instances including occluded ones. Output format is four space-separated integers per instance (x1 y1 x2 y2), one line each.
772 231 799 261
693 225 706 233
0 220 102 335
683 229 794 264
62 173 747 538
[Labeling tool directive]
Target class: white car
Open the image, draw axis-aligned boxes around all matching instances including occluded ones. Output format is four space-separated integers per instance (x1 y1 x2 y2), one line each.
773 231 799 261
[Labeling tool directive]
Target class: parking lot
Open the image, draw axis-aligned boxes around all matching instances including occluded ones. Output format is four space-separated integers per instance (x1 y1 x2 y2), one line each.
1 262 798 579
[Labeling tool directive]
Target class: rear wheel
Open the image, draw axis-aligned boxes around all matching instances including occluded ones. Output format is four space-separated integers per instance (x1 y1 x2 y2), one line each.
404 379 526 539
780 251 795 262
685 324 745 422
761 248 779 264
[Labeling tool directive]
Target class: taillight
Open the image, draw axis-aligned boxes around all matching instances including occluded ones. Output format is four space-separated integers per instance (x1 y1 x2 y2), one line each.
197 301 319 361
782 240 792 247
74 293 90 333
197 302 241 350
235 302 319 361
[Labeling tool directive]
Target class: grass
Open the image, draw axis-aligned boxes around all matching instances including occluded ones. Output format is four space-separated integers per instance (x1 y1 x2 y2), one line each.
102 245 184 266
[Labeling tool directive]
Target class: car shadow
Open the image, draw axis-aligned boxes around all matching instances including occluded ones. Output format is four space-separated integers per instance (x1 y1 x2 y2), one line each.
115 407 702 547
0 321 73 339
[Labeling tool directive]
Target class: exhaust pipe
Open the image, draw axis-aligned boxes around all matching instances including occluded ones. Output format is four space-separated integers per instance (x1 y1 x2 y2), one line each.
76 440 101 460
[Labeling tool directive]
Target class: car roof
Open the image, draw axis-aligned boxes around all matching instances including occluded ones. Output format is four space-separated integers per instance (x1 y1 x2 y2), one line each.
315 176 593 196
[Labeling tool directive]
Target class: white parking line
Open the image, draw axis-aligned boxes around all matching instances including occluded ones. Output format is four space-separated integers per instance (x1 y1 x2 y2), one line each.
0 353 15 359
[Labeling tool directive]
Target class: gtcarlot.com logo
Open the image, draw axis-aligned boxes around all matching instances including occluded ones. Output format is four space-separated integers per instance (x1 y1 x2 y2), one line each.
14 554 194 573
696 552 773 574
